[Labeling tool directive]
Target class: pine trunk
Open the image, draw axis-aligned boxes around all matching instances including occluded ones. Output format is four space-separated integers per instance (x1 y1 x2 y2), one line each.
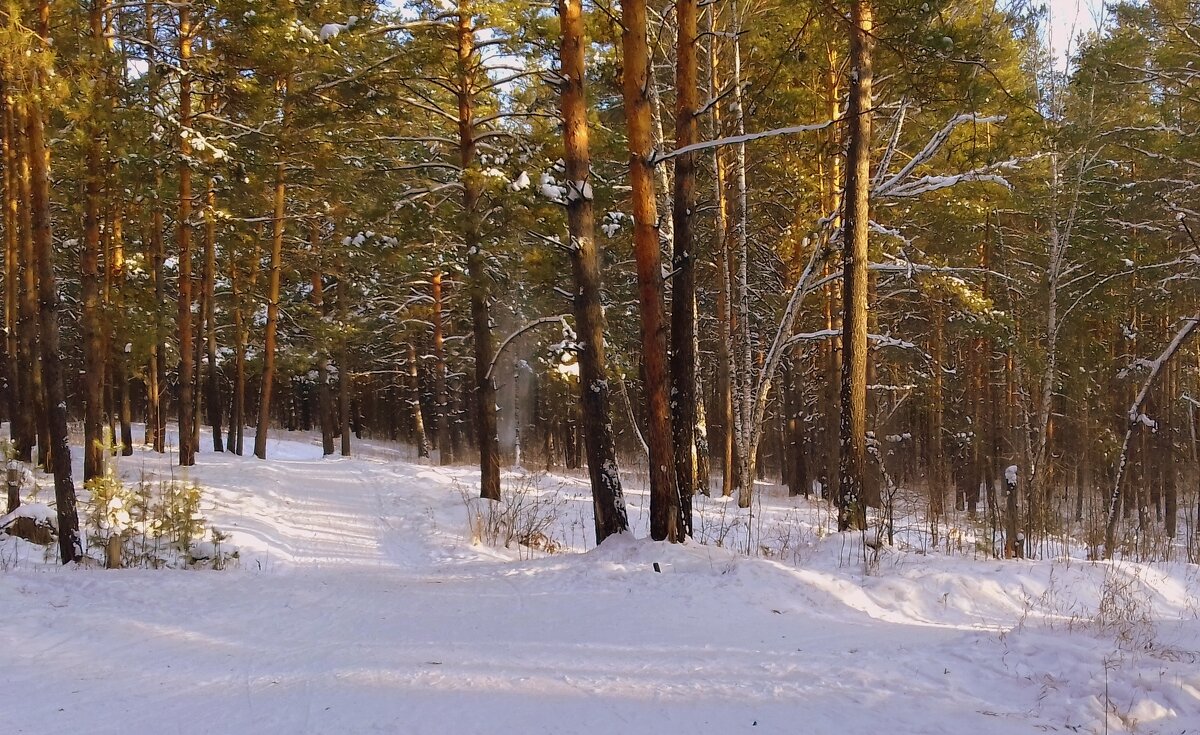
311 232 335 456
621 0 682 541
669 0 700 534
433 269 453 465
836 0 873 532
228 232 248 455
81 0 108 481
176 6 196 466
2 89 24 451
29 2 82 562
203 179 223 452
255 88 288 460
457 0 500 500
337 253 351 457
558 0 629 544
705 5 735 498
929 300 946 520
15 98 40 465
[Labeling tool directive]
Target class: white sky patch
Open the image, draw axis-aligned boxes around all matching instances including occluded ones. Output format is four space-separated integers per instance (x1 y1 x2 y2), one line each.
1046 0 1105 71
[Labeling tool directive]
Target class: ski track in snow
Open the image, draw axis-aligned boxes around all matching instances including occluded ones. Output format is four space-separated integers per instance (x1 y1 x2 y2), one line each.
1 430 1199 734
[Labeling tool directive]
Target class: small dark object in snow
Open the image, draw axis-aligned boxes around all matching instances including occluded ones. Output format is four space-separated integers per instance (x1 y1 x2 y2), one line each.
653 562 661 573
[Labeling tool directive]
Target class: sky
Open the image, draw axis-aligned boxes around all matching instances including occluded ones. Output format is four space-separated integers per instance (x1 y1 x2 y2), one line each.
1046 0 1107 69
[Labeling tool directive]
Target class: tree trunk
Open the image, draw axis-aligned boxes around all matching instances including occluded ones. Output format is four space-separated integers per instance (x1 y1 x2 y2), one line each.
731 19 756 509
311 230 335 456
705 5 735 498
177 5 196 467
822 40 843 506
337 252 351 458
558 0 629 544
110 198 133 456
929 300 946 522
29 1 81 562
14 98 41 465
408 341 429 458
2 90 27 454
456 0 500 501
81 0 109 482
144 0 166 453
433 269 453 464
227 230 249 456
669 0 700 534
836 0 873 532
621 0 682 541
204 178 223 452
254 85 288 461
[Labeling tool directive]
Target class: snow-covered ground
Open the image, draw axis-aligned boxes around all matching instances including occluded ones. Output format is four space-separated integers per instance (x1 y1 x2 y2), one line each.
2 429 1199 734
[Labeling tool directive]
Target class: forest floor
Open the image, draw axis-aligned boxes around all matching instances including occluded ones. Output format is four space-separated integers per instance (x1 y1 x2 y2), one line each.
1 429 1199 734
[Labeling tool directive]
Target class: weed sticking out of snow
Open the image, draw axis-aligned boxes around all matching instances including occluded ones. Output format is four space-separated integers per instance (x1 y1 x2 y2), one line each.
458 471 566 558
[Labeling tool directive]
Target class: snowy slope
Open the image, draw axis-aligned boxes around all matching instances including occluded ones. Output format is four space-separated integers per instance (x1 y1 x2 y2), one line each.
1 431 1197 734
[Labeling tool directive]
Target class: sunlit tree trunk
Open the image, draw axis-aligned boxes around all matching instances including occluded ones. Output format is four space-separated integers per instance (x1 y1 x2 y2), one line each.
456 0 499 500
408 341 429 457
29 0 81 562
705 5 735 498
822 41 843 505
254 82 288 460
432 269 453 465
731 16 755 509
669 0 699 533
622 0 682 541
837 0 873 532
177 4 196 466
14 98 41 465
110 207 133 456
558 0 629 544
81 0 110 481
1 86 23 449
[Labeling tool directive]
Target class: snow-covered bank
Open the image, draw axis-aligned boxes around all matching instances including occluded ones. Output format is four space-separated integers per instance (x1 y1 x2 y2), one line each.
1 431 1197 734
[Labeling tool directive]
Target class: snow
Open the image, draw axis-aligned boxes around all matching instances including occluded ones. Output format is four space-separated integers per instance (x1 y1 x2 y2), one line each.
538 172 567 204
0 430 1197 733
0 501 57 529
509 170 530 192
319 23 344 42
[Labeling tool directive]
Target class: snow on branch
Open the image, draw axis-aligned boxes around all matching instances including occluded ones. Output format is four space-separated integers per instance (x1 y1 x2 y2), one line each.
651 119 835 163
873 113 1006 197
784 329 919 352
878 159 1020 198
